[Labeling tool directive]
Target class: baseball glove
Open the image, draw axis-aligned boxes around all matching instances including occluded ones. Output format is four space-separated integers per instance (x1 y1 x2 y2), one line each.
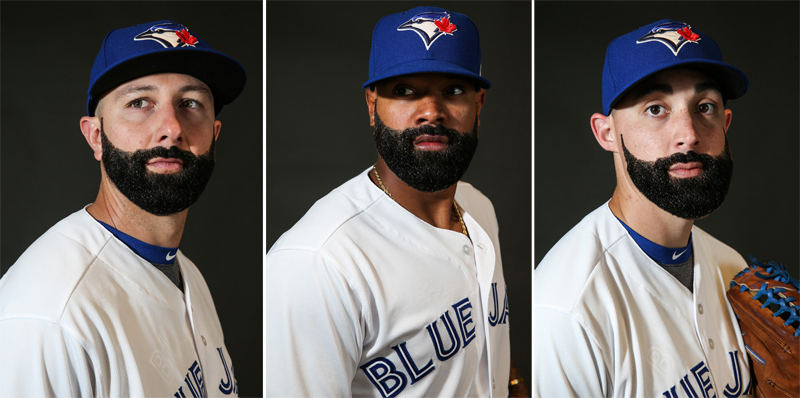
727 255 799 398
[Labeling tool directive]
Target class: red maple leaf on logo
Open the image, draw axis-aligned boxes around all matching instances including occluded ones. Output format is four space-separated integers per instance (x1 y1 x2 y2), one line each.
677 27 699 42
435 17 457 34
176 29 198 46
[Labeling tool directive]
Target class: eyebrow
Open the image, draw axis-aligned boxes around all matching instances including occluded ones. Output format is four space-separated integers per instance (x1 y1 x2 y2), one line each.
694 81 722 95
631 83 672 101
114 84 212 101
630 80 723 103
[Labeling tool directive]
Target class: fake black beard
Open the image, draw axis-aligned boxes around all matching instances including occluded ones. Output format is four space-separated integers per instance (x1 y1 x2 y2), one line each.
373 110 479 193
622 134 733 220
101 124 215 216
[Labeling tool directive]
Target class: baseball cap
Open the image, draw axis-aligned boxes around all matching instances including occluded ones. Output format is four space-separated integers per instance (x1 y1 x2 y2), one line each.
87 20 246 116
363 6 490 89
602 19 748 115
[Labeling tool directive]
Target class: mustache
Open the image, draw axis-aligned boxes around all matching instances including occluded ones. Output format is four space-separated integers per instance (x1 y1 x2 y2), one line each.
128 145 202 166
621 134 727 171
652 150 714 170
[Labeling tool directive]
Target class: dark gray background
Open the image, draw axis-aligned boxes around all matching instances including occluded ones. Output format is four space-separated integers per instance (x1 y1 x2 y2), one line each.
0 2 263 396
267 1 532 385
535 1 800 277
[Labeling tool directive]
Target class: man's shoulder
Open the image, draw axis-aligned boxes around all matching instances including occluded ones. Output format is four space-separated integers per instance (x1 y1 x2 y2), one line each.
0 208 111 322
269 169 383 254
535 203 625 310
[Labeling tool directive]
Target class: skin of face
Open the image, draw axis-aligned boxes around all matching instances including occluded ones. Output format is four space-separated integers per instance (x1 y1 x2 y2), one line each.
365 72 486 150
82 73 222 175
594 68 733 185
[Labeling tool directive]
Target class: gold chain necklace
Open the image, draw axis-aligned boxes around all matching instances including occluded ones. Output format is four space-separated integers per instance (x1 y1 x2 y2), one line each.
373 164 468 237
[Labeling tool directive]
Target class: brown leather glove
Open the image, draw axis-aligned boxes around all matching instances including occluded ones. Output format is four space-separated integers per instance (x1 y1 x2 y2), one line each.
727 255 799 398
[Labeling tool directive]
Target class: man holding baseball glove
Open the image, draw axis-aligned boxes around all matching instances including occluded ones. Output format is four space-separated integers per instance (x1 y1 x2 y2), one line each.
534 19 774 397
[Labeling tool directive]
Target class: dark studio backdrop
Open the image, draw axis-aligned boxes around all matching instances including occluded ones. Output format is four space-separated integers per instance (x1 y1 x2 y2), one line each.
0 2 263 396
534 1 800 278
267 0 532 385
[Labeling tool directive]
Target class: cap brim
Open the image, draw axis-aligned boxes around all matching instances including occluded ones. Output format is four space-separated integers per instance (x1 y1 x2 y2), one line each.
363 59 490 89
88 48 246 116
607 59 748 115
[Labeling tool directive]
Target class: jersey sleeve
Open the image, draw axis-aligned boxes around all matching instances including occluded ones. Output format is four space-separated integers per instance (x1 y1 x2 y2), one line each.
534 306 610 398
0 318 95 397
265 248 364 397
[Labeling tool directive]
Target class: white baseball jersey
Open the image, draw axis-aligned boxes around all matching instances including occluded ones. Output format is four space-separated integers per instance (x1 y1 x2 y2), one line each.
265 168 511 397
0 207 237 397
534 202 752 397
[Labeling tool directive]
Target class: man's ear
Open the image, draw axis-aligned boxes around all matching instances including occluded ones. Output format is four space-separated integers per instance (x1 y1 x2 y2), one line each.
80 116 104 161
475 88 486 127
724 108 732 133
590 112 617 152
365 88 377 127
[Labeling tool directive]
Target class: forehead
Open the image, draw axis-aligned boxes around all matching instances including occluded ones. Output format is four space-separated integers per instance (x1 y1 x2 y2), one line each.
376 72 475 89
103 73 211 100
630 69 720 98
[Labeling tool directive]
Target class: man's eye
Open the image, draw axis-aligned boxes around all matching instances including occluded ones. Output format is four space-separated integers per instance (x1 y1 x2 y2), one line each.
128 99 149 108
394 87 414 96
697 103 716 114
446 87 464 95
181 99 200 108
645 105 665 116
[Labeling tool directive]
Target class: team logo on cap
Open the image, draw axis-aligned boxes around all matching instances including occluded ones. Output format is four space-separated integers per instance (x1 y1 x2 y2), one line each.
398 12 457 50
636 22 700 56
134 23 198 48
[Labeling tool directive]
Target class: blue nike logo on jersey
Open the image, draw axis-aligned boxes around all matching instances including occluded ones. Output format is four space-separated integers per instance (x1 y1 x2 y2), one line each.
672 249 688 260
166 251 177 261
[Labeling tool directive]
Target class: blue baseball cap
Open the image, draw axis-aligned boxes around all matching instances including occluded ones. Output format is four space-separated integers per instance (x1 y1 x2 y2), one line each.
87 20 246 116
602 19 748 115
363 6 490 89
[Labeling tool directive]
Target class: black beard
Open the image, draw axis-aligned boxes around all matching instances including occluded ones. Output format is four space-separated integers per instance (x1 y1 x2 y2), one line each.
622 134 733 220
373 109 479 192
101 120 216 216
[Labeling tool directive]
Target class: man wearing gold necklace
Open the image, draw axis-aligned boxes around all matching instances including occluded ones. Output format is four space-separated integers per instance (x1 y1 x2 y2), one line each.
266 6 522 397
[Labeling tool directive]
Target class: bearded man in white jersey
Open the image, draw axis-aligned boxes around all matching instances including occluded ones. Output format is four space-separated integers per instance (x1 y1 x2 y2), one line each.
0 21 245 397
535 20 753 397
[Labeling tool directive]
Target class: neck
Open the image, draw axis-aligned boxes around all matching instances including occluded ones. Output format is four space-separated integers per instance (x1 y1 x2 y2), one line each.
87 176 187 248
609 181 694 248
370 158 462 233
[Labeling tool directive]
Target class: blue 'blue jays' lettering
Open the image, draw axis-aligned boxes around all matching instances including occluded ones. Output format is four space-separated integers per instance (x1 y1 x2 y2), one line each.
691 362 715 398
360 357 408 398
661 351 747 398
452 298 476 347
723 351 743 397
636 22 700 56
217 348 237 395
397 12 456 50
392 342 434 384
426 310 461 361
174 360 205 398
487 282 509 326
360 297 480 396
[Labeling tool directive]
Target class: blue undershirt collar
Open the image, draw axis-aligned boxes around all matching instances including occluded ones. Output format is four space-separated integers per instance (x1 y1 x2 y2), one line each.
615 216 693 265
96 220 179 265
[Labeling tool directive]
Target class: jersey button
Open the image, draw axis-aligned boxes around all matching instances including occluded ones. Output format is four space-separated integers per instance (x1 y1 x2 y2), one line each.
698 304 704 314
202 335 207 346
463 245 471 255
708 338 714 349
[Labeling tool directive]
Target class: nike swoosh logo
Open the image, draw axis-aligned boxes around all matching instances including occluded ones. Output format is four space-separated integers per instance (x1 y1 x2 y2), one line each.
166 251 177 261
672 249 688 260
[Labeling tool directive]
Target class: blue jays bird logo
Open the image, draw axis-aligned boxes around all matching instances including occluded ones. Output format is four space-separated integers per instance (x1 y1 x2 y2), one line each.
134 23 198 48
398 12 457 50
636 22 700 56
